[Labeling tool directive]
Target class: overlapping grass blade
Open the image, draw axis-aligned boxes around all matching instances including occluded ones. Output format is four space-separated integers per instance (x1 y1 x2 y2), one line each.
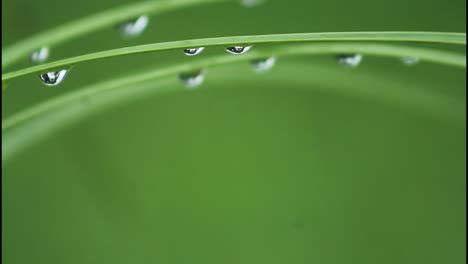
4 43 465 162
1 0 228 68
3 42 465 133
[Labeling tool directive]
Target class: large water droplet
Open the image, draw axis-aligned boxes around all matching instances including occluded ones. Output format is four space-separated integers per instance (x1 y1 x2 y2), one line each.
337 54 363 67
401 57 420 65
225 46 252 55
241 0 266 7
39 70 68 86
119 15 149 38
250 57 276 72
183 47 205 56
178 70 206 89
30 46 50 63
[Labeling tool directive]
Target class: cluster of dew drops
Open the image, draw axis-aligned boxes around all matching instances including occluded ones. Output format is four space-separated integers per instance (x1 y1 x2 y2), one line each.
34 0 420 88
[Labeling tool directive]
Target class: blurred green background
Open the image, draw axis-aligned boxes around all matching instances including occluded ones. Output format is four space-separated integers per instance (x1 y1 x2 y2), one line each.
2 0 466 263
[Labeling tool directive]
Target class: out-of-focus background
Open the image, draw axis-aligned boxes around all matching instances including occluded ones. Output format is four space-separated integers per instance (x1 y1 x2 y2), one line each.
2 0 466 263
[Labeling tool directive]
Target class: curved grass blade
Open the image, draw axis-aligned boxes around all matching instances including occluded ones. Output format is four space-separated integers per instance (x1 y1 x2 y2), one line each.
3 55 464 163
2 32 466 83
1 0 228 68
3 42 465 133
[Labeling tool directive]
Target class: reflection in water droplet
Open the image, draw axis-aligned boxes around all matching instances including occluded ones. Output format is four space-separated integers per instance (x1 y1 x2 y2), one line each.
337 54 362 67
119 15 149 38
241 0 266 7
250 57 276 72
183 47 205 56
178 70 206 89
31 46 50 63
225 46 252 55
401 57 420 65
39 70 68 86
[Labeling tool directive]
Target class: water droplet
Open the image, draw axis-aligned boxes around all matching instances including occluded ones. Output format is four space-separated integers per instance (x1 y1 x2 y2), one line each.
119 15 149 38
241 0 266 7
336 54 363 67
178 70 206 89
225 46 252 55
401 57 420 65
39 70 68 86
183 47 205 56
250 57 276 72
30 46 50 63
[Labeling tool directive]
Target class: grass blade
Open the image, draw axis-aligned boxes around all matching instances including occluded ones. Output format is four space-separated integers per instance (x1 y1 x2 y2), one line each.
2 31 466 82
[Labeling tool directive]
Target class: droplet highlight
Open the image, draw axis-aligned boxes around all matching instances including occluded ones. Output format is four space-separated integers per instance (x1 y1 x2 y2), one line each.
30 46 50 63
250 57 276 72
225 46 252 55
39 70 68 86
119 15 149 38
183 47 205 56
401 57 420 65
178 70 206 89
337 54 363 67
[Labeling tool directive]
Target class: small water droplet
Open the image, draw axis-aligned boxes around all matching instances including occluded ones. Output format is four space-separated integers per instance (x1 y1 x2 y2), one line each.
241 0 266 7
30 46 50 63
119 15 149 38
178 70 206 89
183 47 205 56
250 57 276 72
337 54 363 67
39 70 68 86
401 57 420 65
225 46 252 55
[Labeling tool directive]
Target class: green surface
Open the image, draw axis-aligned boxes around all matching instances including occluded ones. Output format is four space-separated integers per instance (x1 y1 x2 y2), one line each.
2 0 466 263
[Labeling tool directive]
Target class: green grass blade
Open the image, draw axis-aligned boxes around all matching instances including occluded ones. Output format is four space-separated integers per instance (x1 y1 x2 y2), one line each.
3 55 464 162
2 31 465 82
1 0 228 68
3 42 465 133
